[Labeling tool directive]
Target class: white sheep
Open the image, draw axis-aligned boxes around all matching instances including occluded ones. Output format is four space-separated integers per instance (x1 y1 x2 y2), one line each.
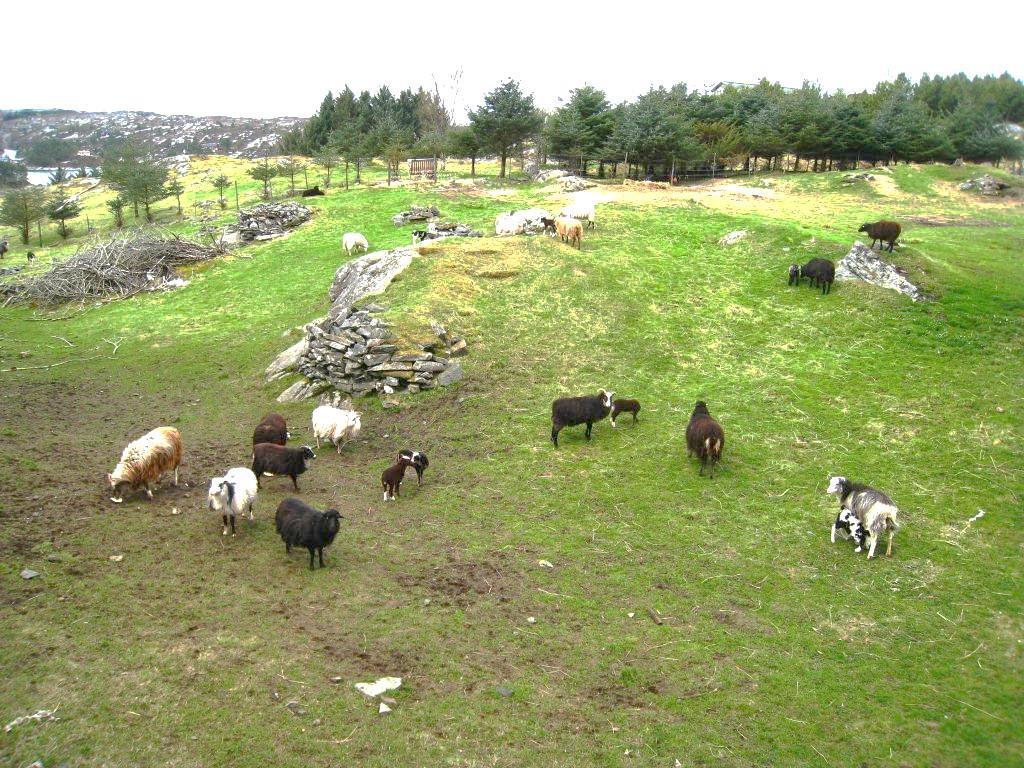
207 467 259 536
311 405 362 454
342 232 369 256
827 476 900 558
559 201 596 229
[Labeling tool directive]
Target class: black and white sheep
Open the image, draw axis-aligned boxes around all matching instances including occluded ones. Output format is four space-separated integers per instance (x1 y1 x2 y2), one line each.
831 507 868 552
398 449 429 485
252 413 290 447
207 467 259 536
610 398 641 426
251 443 315 491
857 220 901 252
788 258 836 295
551 389 614 447
827 476 900 558
275 497 342 569
685 401 725 478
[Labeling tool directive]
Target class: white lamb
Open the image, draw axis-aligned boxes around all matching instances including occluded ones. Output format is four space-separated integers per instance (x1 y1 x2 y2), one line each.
560 201 596 229
311 405 362 454
207 467 259 536
342 232 369 256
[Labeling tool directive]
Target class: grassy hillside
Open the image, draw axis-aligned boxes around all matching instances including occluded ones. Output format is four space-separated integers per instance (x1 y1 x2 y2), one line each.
1 161 1022 767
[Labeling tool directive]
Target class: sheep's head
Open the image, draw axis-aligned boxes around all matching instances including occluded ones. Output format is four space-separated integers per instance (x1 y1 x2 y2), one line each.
692 400 709 417
857 223 871 233
108 470 130 503
301 445 316 461
598 389 614 409
207 477 228 511
788 264 800 284
827 476 846 495
322 509 343 540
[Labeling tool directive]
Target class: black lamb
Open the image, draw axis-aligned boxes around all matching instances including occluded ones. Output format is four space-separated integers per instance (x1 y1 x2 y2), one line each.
252 443 315 490
275 497 342 569
551 389 614 447
788 258 835 295
398 450 429 485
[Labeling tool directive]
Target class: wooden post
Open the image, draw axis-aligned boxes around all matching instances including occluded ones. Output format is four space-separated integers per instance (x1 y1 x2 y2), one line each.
37 220 43 247
234 181 239 211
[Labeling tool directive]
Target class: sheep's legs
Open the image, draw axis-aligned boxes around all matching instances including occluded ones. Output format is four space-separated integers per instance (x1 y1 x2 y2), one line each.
867 534 878 559
230 515 236 536
308 549 315 570
291 475 299 491
173 467 179 486
315 436 321 449
319 548 325 568
222 514 229 536
248 503 254 522
145 483 154 499
551 427 560 447
585 421 593 440
885 530 894 557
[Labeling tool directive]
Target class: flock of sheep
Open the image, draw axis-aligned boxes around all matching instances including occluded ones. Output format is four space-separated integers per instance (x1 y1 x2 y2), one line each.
103 195 907 567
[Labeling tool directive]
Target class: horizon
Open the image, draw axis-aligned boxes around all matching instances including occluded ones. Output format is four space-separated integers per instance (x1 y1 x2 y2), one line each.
4 0 1022 121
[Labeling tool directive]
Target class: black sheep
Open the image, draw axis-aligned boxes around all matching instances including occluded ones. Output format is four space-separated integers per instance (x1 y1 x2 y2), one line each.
252 413 290 446
252 443 315 490
610 399 641 426
788 258 835 295
301 186 325 197
275 497 342 569
858 220 901 252
685 400 725 478
398 450 429 486
551 389 614 447
540 217 557 237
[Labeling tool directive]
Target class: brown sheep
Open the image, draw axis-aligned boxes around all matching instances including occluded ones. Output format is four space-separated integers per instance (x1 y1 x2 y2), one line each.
252 413 289 446
610 399 641 426
685 401 724 478
108 426 183 503
555 216 583 249
857 221 901 252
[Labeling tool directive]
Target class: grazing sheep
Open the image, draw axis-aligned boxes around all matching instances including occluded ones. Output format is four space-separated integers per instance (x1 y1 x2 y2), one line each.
560 201 596 229
610 398 641 427
252 413 290 447
311 405 361 454
108 426 183 503
301 186 325 197
207 467 259 536
554 216 583 249
540 217 557 237
788 258 836 295
342 232 369 256
275 497 342 569
398 449 429 485
685 401 724 478
0 238 7 258
827 476 899 558
831 507 868 553
551 389 614 447
857 221 901 253
381 457 414 501
252 444 315 491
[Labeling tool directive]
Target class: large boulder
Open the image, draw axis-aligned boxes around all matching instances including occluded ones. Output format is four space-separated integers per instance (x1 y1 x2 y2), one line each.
836 242 925 301
328 247 418 316
392 205 440 226
264 337 310 382
495 208 552 236
958 174 1010 196
560 175 595 192
535 169 569 182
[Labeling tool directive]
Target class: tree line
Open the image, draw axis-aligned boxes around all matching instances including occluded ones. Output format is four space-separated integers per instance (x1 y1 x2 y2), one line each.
284 72 1024 178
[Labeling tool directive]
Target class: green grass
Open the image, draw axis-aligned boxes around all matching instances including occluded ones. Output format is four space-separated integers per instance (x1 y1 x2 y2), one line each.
1 162 1022 767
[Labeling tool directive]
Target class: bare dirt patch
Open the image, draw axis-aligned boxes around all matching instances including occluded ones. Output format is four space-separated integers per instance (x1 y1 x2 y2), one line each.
396 550 522 605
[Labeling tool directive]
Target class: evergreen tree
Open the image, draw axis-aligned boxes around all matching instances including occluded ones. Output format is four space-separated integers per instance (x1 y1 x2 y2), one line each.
446 126 483 176
248 157 278 199
107 196 126 228
0 185 48 244
46 189 82 238
212 174 231 208
469 80 543 177
166 176 185 214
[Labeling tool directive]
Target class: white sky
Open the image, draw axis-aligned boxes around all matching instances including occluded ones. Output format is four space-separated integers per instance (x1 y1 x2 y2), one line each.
3 0 1021 120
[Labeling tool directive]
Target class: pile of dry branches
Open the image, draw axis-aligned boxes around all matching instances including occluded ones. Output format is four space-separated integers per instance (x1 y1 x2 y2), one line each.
3 233 224 306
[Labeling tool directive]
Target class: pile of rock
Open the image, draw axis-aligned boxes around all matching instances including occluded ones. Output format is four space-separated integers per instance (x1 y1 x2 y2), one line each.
836 241 925 302
392 205 441 226
842 172 875 183
560 175 596 192
717 230 747 246
534 169 568 182
412 221 483 242
958 174 1010 196
0 265 24 277
495 208 553 236
267 246 466 402
237 203 313 241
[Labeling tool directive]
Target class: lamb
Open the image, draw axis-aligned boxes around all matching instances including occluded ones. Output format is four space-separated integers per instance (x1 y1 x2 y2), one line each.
560 201 596 229
381 456 414 501
27 251 35 262
342 232 369 256
311 405 361 454
398 449 429 485
207 467 259 536
275 497 342 569
251 443 315 491
788 258 836 295
252 413 290 447
827 476 899 558
831 507 868 553
540 217 557 237
685 401 724 478
554 216 583 249
551 389 614 447
412 229 429 243
857 220 901 253
108 426 183 503
610 398 641 426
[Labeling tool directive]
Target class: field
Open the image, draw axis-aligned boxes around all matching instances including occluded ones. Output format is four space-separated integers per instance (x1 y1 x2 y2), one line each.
1 159 1022 767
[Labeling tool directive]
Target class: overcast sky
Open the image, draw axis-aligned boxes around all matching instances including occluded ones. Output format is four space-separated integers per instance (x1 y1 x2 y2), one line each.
4 1 1021 120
